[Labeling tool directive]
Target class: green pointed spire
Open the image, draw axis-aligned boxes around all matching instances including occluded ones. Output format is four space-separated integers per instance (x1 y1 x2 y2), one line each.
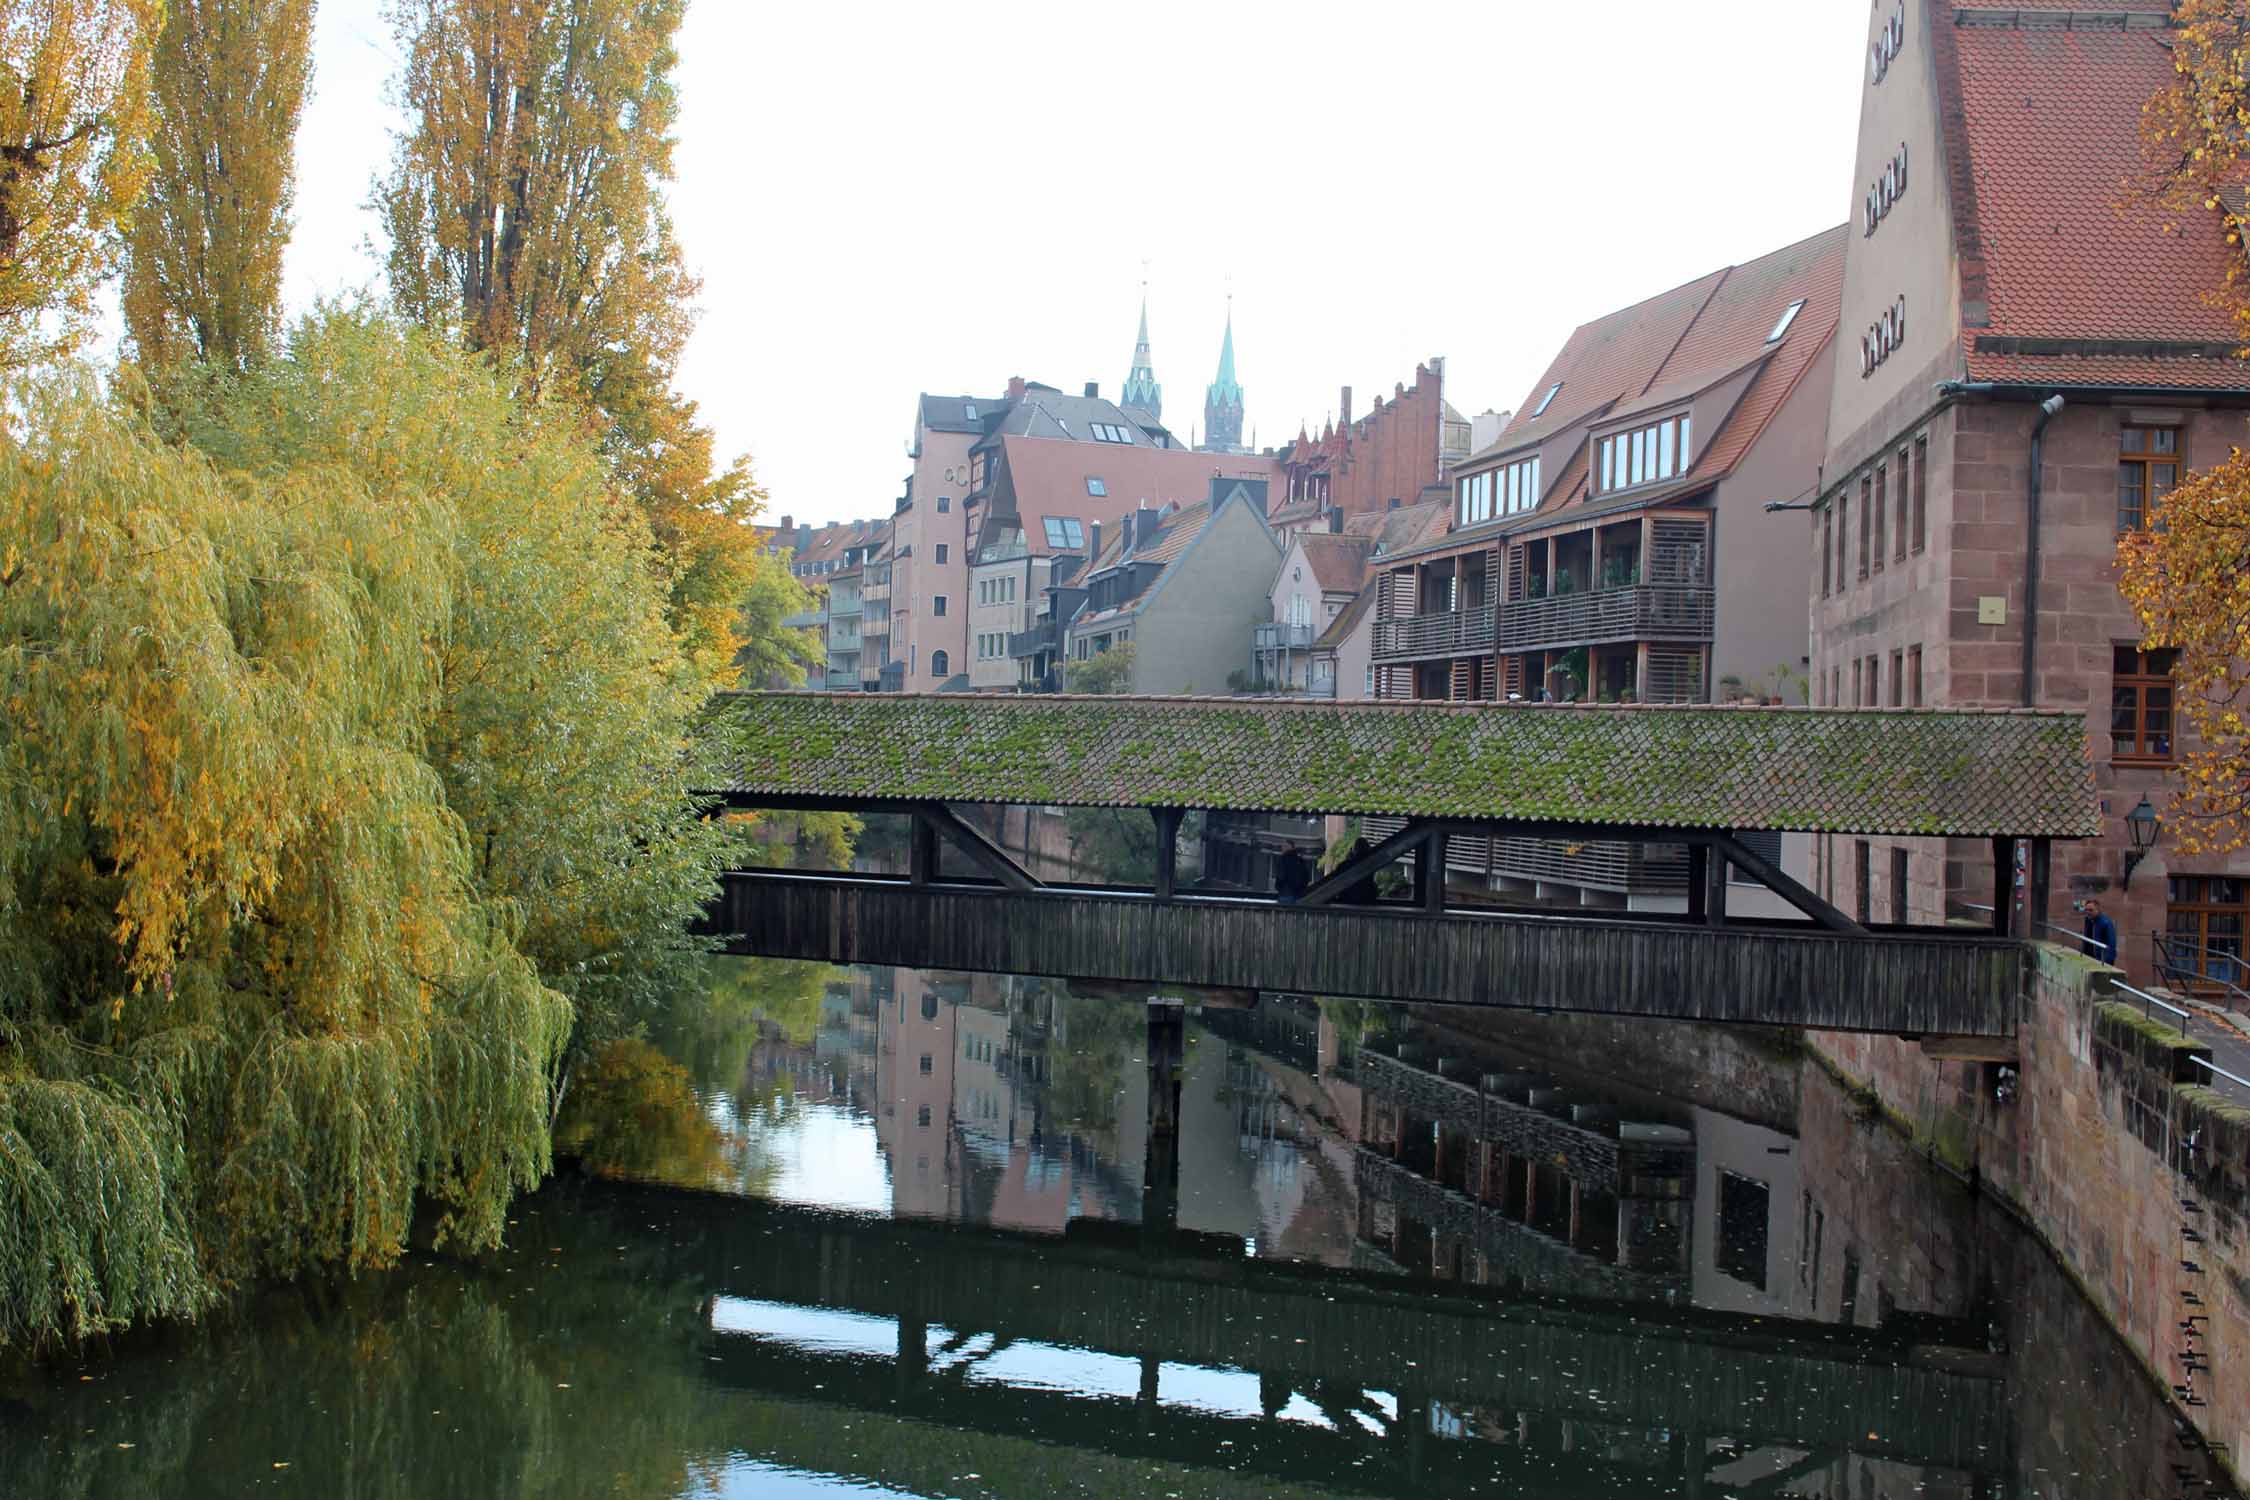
1202 300 1245 453
1122 293 1161 419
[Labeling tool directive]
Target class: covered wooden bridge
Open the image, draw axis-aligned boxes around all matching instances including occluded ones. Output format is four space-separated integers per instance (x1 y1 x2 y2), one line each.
702 693 2098 1039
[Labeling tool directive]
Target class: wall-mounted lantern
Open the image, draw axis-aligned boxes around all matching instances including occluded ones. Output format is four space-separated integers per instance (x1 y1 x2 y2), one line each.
2123 794 2162 884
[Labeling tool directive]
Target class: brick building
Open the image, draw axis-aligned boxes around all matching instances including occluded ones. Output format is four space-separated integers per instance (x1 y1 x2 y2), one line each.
1810 0 2250 987
1267 360 1459 530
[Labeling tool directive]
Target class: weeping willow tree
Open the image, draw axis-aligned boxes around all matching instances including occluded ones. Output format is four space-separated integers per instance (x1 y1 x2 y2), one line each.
0 311 739 1349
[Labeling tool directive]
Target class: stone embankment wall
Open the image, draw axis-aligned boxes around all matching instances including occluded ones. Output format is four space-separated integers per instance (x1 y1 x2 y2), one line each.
1814 943 2250 1469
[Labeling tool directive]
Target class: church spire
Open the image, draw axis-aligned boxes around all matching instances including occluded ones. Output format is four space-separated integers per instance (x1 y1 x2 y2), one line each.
1200 299 1246 454
1122 291 1162 420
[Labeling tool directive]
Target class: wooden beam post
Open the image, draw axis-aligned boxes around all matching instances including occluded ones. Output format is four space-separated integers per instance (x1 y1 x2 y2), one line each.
2027 837 2052 944
909 809 939 888
1991 838 2014 936
1150 806 1184 902
1687 844 1708 921
1422 832 1449 914
1706 844 1728 929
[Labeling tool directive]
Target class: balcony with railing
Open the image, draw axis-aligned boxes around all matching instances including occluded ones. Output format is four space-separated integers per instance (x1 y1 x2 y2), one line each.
1496 584 1714 655
1371 604 1497 662
1255 621 1317 651
1008 620 1059 658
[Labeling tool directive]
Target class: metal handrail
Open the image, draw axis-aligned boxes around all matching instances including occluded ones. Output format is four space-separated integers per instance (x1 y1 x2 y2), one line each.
2112 978 2196 1028
2193 1055 2250 1093
2153 932 2250 1006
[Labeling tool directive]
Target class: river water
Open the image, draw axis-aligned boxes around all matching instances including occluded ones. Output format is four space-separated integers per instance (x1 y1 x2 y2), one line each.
2 958 2235 1498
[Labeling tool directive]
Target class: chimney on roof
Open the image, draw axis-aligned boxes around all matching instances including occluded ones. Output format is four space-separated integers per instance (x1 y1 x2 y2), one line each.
1339 386 1353 425
1007 375 1027 401
1088 521 1102 562
778 514 792 534
1328 506 1343 534
1084 381 1098 399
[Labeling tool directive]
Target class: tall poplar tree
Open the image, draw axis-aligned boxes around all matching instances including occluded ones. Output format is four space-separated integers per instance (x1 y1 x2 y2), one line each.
0 0 161 365
122 0 316 372
378 0 771 679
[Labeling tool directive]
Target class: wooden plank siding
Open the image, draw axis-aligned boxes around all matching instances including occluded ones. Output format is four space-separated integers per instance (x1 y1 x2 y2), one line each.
713 873 2023 1036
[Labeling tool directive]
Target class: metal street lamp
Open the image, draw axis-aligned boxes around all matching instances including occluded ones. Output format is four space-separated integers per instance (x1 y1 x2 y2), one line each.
2123 794 2162 884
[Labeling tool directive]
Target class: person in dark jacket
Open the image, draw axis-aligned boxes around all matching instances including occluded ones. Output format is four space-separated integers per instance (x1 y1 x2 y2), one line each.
2082 897 2119 966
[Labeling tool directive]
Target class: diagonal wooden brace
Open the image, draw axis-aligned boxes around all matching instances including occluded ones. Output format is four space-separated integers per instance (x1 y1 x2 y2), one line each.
915 802 1041 891
1299 820 1434 908
1706 830 1866 935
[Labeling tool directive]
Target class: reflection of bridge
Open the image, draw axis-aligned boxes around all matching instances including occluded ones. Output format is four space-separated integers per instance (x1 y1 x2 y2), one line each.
706 693 2097 1038
627 1187 2007 1490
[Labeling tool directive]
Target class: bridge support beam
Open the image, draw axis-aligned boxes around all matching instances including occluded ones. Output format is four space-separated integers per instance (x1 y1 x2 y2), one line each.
1705 831 1862 936
1301 820 1434 908
1150 806 1184 902
1144 1000 1185 1242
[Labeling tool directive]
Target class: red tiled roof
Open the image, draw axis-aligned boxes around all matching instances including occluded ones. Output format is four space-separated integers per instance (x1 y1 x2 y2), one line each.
1489 267 1729 455
1944 7 2250 390
1297 533 1373 592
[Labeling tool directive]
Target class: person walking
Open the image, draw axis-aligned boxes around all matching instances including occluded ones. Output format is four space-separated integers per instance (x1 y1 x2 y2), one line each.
2082 897 2119 966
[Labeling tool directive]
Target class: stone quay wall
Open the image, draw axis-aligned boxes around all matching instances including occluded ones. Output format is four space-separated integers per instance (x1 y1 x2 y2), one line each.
1813 942 2250 1469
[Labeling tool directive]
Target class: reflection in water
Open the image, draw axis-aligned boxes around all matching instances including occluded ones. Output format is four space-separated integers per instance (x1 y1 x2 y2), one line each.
0 958 2233 1499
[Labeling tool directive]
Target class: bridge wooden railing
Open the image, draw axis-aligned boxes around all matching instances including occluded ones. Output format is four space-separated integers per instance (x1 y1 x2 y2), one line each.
710 871 2025 1038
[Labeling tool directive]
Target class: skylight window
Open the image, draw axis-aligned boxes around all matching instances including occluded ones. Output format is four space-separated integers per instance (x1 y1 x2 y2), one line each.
1531 382 1562 417
1042 517 1086 550
963 404 978 419
1086 477 1107 496
1090 423 1134 444
1766 299 1806 344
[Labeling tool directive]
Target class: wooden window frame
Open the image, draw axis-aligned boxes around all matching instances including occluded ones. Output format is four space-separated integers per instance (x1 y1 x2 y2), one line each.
2118 424 2181 533
2111 645 2179 765
2168 876 2248 991
1888 648 1903 707
1857 475 1871 579
1821 503 1833 597
1871 461 1887 574
1910 435 1927 553
1889 847 1909 924
1893 446 1911 561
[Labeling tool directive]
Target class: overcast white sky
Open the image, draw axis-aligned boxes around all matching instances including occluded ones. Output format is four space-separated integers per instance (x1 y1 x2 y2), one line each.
279 1 1870 529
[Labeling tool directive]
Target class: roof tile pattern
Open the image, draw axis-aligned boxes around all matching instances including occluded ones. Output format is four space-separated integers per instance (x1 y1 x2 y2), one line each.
1947 12 2250 389
712 693 2098 838
1298 533 1374 591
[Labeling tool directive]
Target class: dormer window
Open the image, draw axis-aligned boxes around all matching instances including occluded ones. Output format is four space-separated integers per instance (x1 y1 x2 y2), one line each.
1455 454 1541 527
1531 382 1563 417
1594 413 1692 495
1090 423 1134 444
1766 299 1806 344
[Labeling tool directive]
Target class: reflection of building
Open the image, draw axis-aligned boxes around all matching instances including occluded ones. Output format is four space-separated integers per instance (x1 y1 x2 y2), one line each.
1352 1039 1695 1301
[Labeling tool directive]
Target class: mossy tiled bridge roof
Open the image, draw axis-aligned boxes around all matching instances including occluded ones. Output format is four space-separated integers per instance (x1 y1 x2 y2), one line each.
709 691 2098 838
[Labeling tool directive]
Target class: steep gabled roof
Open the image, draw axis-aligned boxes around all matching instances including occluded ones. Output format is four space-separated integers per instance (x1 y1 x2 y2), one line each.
1297 533 1374 593
1940 4 2250 390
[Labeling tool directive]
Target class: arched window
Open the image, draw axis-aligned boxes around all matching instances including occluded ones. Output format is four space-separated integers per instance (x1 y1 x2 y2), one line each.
921 993 939 1020
931 650 950 678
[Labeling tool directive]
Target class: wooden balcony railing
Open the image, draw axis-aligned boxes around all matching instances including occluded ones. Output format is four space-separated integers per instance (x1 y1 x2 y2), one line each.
1496 584 1714 654
1372 604 1497 661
